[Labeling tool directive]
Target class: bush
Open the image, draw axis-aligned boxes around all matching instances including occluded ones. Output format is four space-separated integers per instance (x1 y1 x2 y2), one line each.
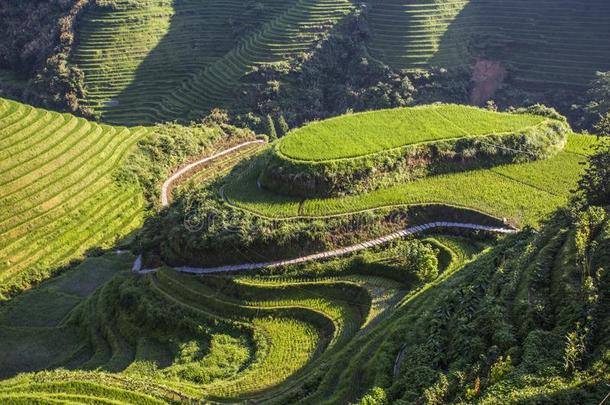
577 143 610 207
394 240 439 283
260 105 569 198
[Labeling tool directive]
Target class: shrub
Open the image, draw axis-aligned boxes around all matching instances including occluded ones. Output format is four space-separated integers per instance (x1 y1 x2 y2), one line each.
260 105 569 198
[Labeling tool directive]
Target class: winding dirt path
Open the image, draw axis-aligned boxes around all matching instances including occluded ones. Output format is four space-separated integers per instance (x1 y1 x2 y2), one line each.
161 139 266 207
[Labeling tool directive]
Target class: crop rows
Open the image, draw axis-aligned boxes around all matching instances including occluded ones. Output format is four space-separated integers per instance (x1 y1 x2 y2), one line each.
74 0 351 125
0 216 479 403
171 141 267 201
367 0 610 86
235 275 406 330
55 266 373 400
225 133 601 226
277 104 546 161
0 98 148 299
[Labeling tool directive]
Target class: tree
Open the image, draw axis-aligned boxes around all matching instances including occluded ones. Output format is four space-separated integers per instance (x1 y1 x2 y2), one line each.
202 108 230 126
577 143 610 207
266 114 278 141
395 240 439 283
357 387 387 405
594 111 610 137
277 114 289 137
581 71 610 130
485 100 498 111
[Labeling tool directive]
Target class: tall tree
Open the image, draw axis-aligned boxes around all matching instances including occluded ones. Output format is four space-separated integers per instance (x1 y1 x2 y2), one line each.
266 114 278 141
578 144 610 206
277 114 289 137
594 112 610 137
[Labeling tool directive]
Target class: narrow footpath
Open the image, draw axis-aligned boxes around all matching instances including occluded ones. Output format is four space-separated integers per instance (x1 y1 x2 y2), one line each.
135 143 518 275
161 139 266 207
133 221 516 274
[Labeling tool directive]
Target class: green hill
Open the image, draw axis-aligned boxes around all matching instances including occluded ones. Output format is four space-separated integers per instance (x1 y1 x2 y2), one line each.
259 105 568 197
1 0 609 402
0 97 148 300
0 97 254 300
367 0 610 87
276 105 548 161
227 133 599 227
1 205 608 403
73 0 352 125
220 106 600 226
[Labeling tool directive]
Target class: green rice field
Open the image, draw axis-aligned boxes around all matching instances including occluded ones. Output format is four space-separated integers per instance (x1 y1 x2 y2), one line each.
226 133 603 226
277 104 547 161
0 97 148 300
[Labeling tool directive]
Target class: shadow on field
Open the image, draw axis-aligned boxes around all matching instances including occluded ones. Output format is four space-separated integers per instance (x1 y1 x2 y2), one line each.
0 231 139 379
103 0 297 125
431 0 610 88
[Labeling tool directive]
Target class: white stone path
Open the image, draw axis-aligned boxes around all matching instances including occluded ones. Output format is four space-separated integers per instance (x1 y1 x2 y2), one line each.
133 142 519 275
133 221 516 275
161 140 266 207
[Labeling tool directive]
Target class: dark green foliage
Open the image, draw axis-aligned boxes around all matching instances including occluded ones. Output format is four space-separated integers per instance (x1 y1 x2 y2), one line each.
577 144 610 207
277 114 289 137
0 0 65 77
142 178 504 269
266 114 278 141
237 9 416 129
579 71 610 130
393 240 439 283
594 112 610 137
0 0 90 112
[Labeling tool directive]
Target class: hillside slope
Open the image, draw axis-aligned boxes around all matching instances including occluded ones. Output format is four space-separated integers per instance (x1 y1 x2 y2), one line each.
367 0 610 87
0 98 147 300
0 97 254 300
74 0 352 125
0 204 607 403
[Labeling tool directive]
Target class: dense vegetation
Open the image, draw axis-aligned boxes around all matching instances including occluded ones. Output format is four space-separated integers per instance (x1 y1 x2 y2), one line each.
0 97 146 300
0 0 90 112
1 179 608 403
224 108 603 226
260 104 567 196
0 97 253 300
1 0 609 403
2 0 610 130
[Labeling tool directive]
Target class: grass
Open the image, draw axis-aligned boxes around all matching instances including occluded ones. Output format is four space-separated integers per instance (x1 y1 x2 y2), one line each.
0 243 413 402
74 0 352 124
0 97 148 300
1 209 607 403
225 133 603 226
277 104 546 161
204 318 318 399
0 253 133 379
366 0 610 87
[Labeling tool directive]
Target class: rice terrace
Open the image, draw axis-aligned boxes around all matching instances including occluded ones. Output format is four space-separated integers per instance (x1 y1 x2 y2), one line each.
1 1 610 404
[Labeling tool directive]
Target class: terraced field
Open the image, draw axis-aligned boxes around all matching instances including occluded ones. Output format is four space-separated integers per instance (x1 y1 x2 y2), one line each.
225 133 603 226
0 242 426 402
74 0 352 124
261 104 567 197
367 0 610 86
276 105 547 161
3 204 606 403
0 98 148 300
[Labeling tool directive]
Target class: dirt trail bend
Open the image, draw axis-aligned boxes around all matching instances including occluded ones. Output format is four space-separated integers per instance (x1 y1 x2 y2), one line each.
161 140 266 207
